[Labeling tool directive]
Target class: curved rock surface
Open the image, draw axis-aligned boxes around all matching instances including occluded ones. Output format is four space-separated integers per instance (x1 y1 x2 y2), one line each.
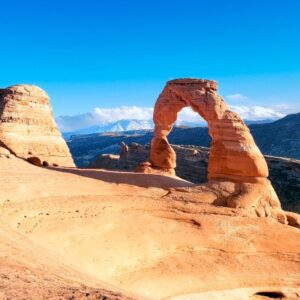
0 84 74 167
138 78 299 227
1 154 300 299
147 78 267 180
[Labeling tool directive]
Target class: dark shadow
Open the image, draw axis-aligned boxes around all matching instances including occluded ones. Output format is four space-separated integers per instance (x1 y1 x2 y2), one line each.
0 140 17 156
47 166 195 189
254 291 285 299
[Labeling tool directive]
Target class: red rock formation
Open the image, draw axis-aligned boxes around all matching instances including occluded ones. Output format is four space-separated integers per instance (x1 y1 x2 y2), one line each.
0 84 75 167
138 78 299 227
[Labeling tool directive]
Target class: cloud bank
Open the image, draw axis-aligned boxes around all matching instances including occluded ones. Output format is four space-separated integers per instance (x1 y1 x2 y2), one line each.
56 106 153 132
56 104 289 132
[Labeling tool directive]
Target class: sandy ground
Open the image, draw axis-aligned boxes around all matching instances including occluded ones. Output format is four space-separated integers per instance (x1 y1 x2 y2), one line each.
1 155 300 299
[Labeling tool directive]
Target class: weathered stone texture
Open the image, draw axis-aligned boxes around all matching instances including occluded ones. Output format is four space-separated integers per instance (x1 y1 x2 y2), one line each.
0 84 74 167
136 78 299 227
146 78 268 180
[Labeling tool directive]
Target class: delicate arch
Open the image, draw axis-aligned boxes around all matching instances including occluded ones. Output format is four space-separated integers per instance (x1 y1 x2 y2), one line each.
149 78 268 182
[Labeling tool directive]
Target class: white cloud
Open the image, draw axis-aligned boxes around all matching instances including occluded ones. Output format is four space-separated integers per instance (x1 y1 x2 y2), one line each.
177 107 205 124
177 105 286 123
56 103 293 132
56 106 154 132
229 105 285 120
226 93 248 102
93 106 153 123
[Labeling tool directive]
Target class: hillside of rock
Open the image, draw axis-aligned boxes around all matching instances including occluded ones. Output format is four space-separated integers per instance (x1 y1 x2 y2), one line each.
0 84 74 167
250 112 300 159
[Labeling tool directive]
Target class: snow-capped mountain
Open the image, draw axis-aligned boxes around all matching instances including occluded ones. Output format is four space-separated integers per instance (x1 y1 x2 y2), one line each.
63 119 154 138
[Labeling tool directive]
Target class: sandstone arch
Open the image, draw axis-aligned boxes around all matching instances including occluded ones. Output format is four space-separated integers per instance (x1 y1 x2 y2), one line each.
138 78 300 227
149 78 268 181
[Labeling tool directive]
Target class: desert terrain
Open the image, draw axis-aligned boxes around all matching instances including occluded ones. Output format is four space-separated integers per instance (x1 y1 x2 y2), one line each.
1 153 300 299
0 81 300 299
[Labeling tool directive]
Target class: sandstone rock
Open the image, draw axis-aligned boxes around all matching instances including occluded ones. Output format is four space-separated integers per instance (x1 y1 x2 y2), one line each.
42 161 50 167
0 84 75 167
89 154 121 170
146 78 267 180
27 156 42 167
120 141 129 158
138 78 299 227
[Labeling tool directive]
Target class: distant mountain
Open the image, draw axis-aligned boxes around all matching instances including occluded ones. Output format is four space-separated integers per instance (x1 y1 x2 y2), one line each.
66 113 300 167
244 119 276 125
250 112 300 159
63 119 154 139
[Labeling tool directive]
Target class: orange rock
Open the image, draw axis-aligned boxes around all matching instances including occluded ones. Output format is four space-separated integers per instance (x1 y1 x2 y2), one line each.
0 85 75 167
138 78 298 227
147 78 267 180
27 156 42 167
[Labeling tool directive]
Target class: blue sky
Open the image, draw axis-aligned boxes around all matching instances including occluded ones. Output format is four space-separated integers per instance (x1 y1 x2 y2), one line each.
1 0 300 130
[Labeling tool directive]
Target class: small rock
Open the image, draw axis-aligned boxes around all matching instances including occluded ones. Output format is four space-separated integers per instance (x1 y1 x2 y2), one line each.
43 161 50 167
27 156 42 167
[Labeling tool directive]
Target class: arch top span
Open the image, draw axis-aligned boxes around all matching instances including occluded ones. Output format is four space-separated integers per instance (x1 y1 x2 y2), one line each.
167 78 217 89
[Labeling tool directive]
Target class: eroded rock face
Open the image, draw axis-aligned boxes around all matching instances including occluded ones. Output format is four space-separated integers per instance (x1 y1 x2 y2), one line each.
0 85 75 167
147 79 267 180
138 78 299 227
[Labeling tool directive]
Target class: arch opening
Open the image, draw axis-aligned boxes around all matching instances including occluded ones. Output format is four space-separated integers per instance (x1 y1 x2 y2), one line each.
168 106 210 184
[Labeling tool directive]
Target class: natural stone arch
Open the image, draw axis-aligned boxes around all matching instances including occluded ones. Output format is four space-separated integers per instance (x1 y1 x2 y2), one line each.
137 78 300 228
148 78 268 181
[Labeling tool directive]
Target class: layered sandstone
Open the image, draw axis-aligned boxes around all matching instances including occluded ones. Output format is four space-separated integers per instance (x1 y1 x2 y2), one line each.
138 78 299 227
0 84 74 167
144 78 267 180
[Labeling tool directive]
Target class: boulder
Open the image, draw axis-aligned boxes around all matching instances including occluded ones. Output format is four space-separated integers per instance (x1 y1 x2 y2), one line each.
0 85 75 167
27 156 42 167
